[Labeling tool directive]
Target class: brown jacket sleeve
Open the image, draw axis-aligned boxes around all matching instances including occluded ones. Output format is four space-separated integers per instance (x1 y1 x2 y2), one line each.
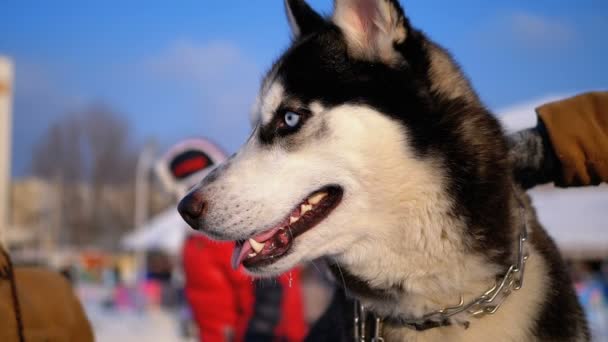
536 91 608 187
1 248 94 342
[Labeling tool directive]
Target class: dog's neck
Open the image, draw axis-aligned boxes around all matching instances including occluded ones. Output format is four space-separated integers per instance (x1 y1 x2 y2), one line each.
339 206 504 316
332 234 504 321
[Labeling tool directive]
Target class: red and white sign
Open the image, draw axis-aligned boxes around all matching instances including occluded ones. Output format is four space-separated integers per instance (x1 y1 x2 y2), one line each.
155 138 227 198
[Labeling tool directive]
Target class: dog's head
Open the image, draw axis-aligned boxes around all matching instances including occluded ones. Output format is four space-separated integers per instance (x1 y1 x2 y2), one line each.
179 0 512 278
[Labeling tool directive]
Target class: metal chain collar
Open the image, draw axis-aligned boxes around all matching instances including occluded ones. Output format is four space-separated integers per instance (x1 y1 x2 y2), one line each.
354 192 530 341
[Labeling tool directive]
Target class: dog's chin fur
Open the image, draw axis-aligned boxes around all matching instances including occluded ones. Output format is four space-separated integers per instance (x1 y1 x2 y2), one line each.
182 0 589 340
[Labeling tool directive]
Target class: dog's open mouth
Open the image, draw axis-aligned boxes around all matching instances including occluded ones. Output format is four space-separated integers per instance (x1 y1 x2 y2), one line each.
231 186 343 270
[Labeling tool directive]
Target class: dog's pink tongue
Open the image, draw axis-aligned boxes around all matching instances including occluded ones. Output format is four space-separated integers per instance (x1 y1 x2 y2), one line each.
231 226 283 270
231 240 252 270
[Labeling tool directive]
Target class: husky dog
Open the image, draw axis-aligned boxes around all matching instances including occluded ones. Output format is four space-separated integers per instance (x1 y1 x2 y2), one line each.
178 0 588 340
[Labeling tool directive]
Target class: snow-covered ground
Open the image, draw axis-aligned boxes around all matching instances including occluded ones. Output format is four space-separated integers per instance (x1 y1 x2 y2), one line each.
87 306 185 342
78 284 193 342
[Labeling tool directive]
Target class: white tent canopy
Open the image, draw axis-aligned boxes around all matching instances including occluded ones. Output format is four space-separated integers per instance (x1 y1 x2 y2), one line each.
499 94 608 259
527 185 608 259
122 208 189 254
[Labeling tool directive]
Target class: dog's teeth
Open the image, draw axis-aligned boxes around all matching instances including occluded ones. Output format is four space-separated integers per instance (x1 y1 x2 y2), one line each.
249 238 265 253
308 192 327 205
248 252 257 258
301 204 312 214
290 216 299 224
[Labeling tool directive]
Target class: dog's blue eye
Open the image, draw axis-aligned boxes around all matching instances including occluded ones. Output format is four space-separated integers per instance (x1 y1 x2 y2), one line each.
284 111 301 128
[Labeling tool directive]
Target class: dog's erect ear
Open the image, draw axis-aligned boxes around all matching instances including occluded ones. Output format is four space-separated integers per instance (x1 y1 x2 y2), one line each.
332 0 409 63
285 0 326 38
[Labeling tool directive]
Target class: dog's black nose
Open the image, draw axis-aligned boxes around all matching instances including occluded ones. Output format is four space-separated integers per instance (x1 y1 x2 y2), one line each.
178 191 207 230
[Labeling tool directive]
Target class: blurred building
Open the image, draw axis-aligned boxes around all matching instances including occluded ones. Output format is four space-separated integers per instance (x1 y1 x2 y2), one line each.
7 177 172 264
7 178 52 253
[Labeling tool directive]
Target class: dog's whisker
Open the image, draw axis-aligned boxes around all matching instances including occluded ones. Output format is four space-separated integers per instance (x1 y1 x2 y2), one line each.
287 226 294 241
331 257 347 291
310 260 323 276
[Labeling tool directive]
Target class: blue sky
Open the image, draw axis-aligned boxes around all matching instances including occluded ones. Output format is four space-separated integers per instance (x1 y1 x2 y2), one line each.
1 0 607 176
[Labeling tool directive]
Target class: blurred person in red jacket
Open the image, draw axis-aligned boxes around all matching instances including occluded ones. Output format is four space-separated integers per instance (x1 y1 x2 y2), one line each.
157 140 308 341
183 235 307 341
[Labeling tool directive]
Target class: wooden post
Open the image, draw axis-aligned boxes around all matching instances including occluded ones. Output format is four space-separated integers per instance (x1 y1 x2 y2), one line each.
0 57 13 245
